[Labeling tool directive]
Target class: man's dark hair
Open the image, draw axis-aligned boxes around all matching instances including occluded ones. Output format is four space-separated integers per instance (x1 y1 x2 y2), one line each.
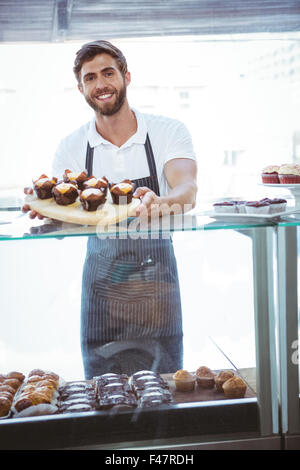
73 40 128 84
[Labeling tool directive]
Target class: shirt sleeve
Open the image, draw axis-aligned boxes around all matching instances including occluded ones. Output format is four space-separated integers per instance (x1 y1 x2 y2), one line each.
163 120 196 165
51 137 82 179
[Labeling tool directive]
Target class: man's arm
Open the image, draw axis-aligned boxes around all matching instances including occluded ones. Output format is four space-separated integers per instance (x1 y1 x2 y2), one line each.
134 158 197 217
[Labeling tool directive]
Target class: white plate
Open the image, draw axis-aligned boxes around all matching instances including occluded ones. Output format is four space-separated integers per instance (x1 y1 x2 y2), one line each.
203 208 300 222
260 183 300 188
260 183 300 201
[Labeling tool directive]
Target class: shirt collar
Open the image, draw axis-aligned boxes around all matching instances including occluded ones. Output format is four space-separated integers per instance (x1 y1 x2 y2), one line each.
87 107 147 148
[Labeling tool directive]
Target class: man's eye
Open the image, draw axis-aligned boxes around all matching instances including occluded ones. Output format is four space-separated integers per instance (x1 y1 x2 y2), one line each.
105 72 113 77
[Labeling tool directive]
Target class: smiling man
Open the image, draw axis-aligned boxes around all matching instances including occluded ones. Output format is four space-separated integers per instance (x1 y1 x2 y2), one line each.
51 40 197 379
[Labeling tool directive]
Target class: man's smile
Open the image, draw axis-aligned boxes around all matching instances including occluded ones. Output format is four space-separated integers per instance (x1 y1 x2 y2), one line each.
95 92 114 102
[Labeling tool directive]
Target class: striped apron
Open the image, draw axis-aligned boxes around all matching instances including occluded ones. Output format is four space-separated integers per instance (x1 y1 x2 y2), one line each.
81 134 183 378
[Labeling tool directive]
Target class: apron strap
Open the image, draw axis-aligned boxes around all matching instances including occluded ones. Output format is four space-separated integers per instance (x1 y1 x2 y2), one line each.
85 133 160 196
85 141 94 178
144 133 160 196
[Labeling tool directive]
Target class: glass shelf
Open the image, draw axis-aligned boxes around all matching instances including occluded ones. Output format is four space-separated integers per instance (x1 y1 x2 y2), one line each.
0 210 277 242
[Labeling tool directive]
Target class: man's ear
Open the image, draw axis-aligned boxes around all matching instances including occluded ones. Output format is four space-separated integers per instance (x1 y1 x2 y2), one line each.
125 71 131 87
78 83 83 94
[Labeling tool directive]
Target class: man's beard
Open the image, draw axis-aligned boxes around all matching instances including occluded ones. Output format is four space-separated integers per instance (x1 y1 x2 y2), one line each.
85 82 127 116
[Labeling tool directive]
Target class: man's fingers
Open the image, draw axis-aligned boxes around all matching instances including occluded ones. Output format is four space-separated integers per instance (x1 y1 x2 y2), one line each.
24 187 33 195
136 203 148 218
133 186 151 198
22 204 31 213
29 210 38 219
140 190 156 207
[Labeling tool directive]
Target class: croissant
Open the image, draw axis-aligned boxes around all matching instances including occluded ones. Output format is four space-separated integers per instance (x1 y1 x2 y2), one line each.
43 373 59 388
21 385 36 394
4 378 21 391
14 397 33 412
35 380 55 390
28 369 45 377
0 384 15 395
35 387 54 401
0 397 11 416
27 375 45 384
6 371 25 383
0 390 14 401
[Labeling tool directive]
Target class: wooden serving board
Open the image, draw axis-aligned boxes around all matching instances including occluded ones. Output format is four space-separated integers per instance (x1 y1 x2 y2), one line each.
24 194 140 226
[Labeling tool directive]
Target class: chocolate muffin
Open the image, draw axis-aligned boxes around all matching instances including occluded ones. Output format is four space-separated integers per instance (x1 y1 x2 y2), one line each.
80 188 107 211
52 182 78 205
82 176 109 194
63 169 89 190
33 174 58 199
109 179 135 205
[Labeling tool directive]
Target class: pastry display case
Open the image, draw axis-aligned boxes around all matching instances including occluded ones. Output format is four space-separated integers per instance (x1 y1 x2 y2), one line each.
0 211 283 449
275 217 300 450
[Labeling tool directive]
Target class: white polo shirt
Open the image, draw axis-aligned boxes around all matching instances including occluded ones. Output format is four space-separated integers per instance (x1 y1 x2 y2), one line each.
52 108 196 197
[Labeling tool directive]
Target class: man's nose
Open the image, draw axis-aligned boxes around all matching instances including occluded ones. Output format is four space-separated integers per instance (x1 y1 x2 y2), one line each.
95 75 107 89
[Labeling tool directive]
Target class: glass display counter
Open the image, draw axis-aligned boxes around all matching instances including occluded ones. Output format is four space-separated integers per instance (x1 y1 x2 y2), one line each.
0 211 281 449
275 216 300 449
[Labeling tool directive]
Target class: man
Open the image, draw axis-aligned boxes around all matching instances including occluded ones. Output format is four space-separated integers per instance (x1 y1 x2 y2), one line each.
26 40 197 379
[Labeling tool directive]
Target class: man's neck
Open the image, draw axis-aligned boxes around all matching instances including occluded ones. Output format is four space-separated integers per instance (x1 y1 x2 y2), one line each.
94 102 137 148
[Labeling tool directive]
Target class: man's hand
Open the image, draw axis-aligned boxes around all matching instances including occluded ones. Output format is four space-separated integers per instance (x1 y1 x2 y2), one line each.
133 187 161 218
22 187 44 219
133 158 197 219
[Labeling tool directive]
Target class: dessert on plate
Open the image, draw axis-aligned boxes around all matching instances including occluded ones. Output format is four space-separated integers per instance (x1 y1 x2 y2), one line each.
245 200 270 214
260 197 287 213
261 165 280 184
213 201 236 213
278 164 300 184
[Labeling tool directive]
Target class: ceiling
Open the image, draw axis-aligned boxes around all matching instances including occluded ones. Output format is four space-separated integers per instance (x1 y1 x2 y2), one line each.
0 0 299 43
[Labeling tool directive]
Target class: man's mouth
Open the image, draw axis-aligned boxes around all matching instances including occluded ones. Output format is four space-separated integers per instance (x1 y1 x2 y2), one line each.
95 92 114 102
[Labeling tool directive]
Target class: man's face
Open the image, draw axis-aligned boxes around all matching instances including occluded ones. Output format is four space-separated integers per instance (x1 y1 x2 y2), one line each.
78 53 130 116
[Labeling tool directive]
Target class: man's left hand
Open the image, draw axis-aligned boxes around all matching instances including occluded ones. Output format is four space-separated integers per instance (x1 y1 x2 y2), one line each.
133 187 160 218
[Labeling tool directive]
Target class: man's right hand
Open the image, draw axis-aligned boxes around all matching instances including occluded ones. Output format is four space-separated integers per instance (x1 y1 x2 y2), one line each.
22 187 44 219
